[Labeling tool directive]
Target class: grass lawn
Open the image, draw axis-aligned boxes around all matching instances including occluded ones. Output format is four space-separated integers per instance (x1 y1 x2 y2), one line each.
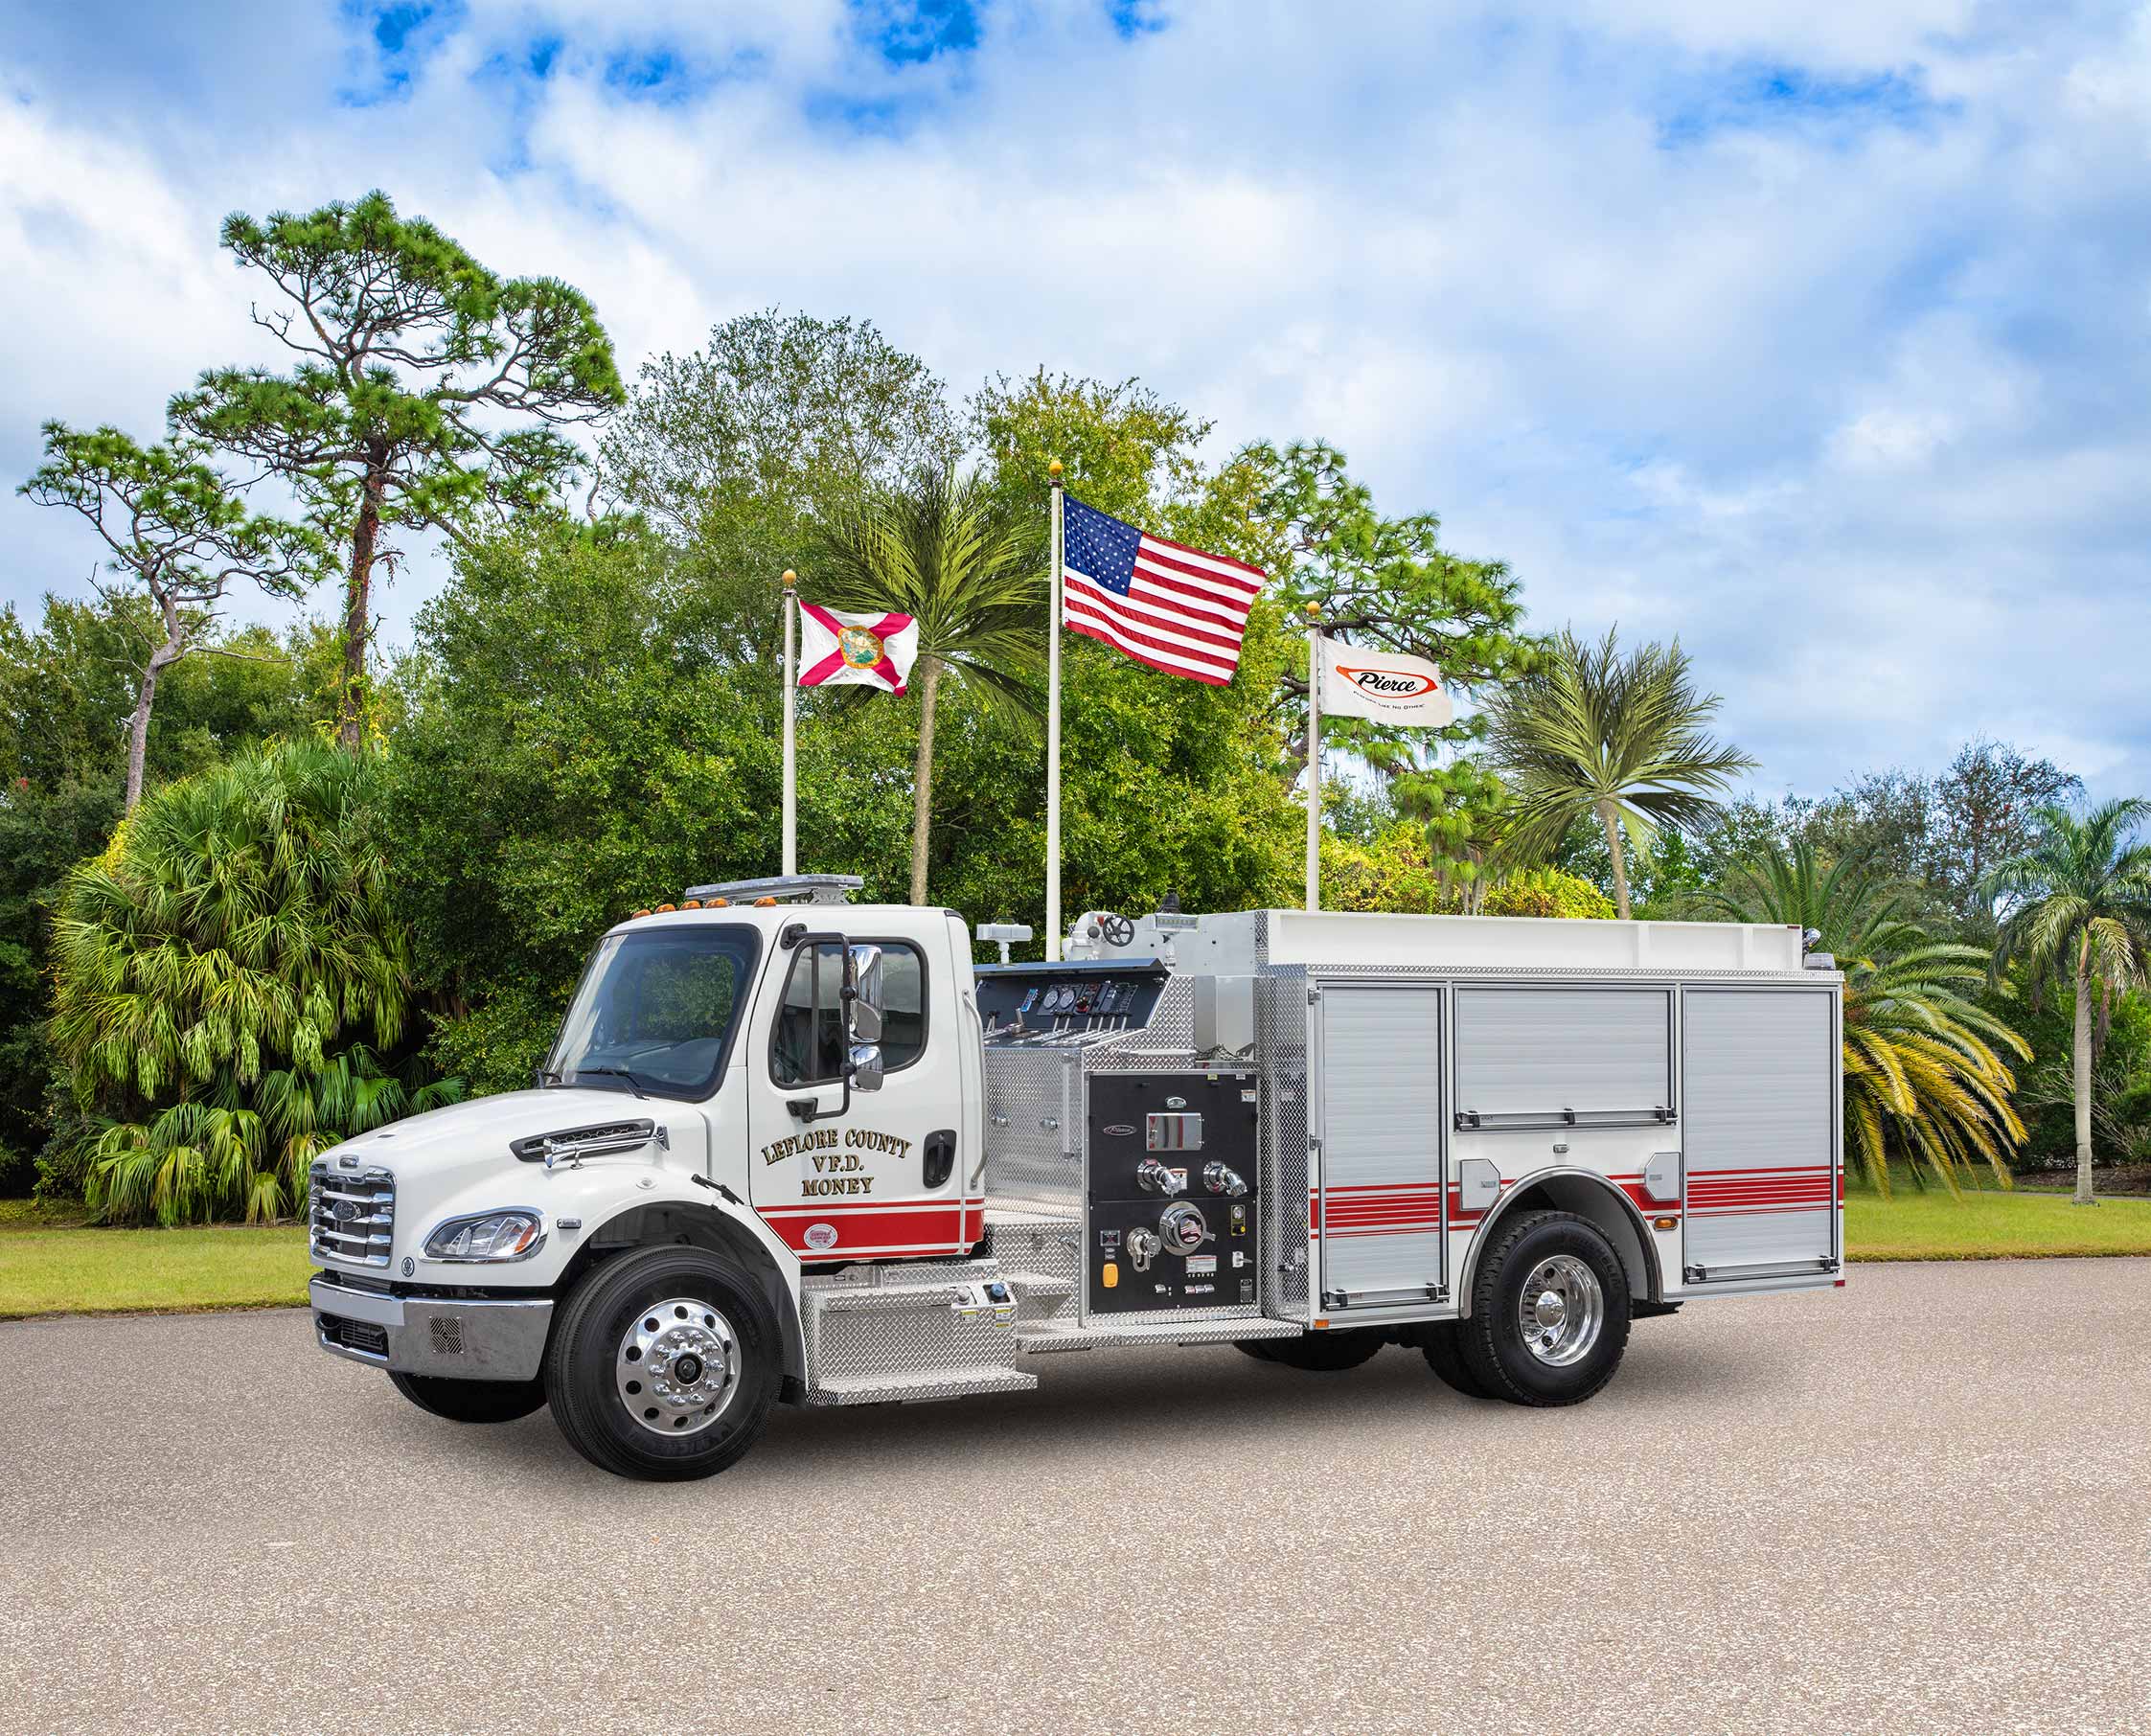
5 1174 2151 1318
0 1219 309 1318
1846 1182 2151 1261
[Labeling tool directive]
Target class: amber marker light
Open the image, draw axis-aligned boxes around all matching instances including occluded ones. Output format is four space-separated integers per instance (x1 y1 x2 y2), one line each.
753 896 778 906
1654 1216 1678 1231
630 909 652 920
655 902 676 913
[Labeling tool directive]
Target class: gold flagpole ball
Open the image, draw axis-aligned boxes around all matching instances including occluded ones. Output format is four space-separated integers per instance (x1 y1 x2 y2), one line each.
1047 459 1063 479
782 569 796 588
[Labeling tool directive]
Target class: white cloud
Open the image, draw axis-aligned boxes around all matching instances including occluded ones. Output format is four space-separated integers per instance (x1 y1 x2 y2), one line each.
1 0 2147 805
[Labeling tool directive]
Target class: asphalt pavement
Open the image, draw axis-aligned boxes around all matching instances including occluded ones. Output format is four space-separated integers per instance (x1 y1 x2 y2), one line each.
3 1260 2146 1736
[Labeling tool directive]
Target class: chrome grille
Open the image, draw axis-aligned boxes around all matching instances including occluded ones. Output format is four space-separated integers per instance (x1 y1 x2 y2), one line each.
309 1161 397 1267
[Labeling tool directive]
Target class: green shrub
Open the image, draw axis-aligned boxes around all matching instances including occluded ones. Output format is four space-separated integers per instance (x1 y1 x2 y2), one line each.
48 741 458 1223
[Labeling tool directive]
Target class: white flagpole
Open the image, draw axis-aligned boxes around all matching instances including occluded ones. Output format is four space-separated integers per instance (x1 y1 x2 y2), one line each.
1305 602 1321 912
781 569 797 877
1045 460 1064 961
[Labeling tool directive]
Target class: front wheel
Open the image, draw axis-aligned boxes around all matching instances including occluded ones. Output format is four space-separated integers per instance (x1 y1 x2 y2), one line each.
387 1370 548 1424
545 1245 780 1481
1456 1211 1631 1406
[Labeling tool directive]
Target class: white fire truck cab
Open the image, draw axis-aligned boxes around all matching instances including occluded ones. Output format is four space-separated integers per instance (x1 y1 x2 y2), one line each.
309 875 1844 1481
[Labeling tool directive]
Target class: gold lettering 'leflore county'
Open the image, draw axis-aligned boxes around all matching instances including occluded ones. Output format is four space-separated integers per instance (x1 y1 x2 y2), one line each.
760 1128 915 1167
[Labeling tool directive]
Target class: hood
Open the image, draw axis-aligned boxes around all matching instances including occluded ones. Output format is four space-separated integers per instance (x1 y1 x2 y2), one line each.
319 1086 704 1202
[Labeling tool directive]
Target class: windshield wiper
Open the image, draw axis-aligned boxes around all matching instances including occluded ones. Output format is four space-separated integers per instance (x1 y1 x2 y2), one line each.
575 1064 649 1100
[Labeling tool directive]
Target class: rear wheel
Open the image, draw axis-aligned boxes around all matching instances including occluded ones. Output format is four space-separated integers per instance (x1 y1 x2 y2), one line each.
545 1245 780 1481
1418 1323 1493 1399
1234 1338 1282 1362
1251 1329 1384 1372
1457 1211 1631 1406
387 1370 548 1424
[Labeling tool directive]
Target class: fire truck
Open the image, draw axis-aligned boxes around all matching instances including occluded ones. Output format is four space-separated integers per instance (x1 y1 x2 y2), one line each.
308 875 1844 1481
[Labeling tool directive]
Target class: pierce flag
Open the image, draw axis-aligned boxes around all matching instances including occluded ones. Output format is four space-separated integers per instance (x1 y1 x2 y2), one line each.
1316 636 1453 728
797 605 919 695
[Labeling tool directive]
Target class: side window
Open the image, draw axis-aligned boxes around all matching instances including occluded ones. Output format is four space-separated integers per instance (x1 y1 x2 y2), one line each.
879 945 926 1069
770 941 928 1085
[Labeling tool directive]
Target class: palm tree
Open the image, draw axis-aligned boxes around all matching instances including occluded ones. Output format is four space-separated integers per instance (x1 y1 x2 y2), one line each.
1483 627 1754 918
1983 800 2151 1205
1700 839 2028 1194
812 468 1043 904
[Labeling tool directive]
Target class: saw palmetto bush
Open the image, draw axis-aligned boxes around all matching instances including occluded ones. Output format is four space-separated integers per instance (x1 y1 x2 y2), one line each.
1700 839 2027 1195
49 741 460 1223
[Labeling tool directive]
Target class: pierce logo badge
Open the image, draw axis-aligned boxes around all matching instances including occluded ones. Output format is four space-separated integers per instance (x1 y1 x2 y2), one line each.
1335 664 1441 699
1103 1123 1137 1138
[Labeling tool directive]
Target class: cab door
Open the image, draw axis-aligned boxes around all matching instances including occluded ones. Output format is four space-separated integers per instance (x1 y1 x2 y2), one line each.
745 927 974 1264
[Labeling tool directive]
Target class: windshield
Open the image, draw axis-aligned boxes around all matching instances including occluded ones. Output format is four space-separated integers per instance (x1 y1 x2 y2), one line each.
545 925 761 1100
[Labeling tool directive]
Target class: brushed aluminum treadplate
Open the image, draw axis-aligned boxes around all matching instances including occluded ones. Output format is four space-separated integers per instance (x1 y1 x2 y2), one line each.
801 1365 1040 1406
1018 1316 1304 1354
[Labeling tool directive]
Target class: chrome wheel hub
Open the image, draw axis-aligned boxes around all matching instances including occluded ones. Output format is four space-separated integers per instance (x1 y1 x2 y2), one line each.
617 1297 739 1436
1517 1255 1603 1367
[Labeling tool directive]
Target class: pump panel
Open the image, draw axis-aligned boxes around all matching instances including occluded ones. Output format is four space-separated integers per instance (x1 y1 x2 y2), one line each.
1086 1072 1259 1314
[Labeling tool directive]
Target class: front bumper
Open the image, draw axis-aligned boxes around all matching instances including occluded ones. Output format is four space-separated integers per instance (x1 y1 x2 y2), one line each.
310 1274 555 1383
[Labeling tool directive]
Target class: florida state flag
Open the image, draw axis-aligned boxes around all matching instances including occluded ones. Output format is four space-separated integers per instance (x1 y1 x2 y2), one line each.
797 605 920 695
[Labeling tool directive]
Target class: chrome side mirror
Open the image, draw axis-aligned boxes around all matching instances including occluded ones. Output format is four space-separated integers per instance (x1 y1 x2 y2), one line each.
845 943 884 1044
847 1041 884 1093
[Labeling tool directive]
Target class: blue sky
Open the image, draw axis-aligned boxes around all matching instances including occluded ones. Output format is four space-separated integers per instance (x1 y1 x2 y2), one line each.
3 0 2148 801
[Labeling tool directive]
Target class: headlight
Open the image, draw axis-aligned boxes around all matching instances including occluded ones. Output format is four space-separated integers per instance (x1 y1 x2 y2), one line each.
424 1210 545 1262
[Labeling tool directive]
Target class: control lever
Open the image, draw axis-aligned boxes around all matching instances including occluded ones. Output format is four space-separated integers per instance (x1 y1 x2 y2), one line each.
1203 1162 1247 1198
1136 1158 1185 1196
1126 1226 1162 1273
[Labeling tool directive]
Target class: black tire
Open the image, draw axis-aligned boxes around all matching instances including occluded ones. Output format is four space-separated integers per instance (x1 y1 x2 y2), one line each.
387 1370 549 1424
1252 1329 1384 1372
545 1245 781 1481
1234 1338 1282 1362
1457 1210 1631 1406
1418 1323 1493 1399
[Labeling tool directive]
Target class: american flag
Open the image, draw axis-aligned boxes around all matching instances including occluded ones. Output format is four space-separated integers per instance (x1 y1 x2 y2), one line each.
1061 494 1265 685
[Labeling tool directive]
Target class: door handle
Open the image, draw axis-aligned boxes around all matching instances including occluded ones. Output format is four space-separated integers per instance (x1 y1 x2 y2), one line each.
924 1130 956 1191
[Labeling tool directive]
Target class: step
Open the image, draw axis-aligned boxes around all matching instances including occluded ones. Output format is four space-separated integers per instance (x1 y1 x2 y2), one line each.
803 1364 1040 1407
1018 1315 1305 1354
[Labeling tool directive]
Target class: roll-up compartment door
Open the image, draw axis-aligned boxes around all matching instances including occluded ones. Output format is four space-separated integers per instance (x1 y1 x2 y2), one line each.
1682 989 1839 1282
1453 988 1673 1127
1315 987 1444 1309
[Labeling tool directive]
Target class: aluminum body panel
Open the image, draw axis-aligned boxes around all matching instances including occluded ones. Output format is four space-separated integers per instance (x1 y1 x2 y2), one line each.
1681 987 1842 1281
1312 985 1448 1309
1072 906 1810 977
1453 987 1673 1120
